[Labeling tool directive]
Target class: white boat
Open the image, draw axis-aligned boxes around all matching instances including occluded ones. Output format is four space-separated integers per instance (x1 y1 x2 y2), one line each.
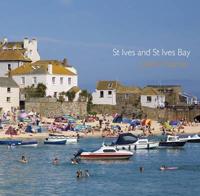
75 144 133 160
44 135 66 145
159 135 187 148
66 137 78 143
179 134 200 143
112 133 159 150
49 134 78 143
21 140 38 147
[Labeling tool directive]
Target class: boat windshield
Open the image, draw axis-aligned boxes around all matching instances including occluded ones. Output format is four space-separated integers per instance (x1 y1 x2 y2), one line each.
103 149 116 152
115 133 138 145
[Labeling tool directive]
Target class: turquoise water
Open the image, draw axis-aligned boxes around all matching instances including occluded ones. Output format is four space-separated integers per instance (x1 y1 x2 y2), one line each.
0 138 200 196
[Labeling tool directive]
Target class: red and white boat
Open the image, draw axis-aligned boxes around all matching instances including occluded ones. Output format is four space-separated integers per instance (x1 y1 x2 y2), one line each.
76 144 133 160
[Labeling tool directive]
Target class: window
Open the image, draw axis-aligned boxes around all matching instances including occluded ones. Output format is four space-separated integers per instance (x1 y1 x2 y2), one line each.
7 88 11 93
103 149 116 152
33 77 37 84
8 64 11 71
60 77 63 84
54 92 57 97
68 77 72 85
52 77 56 84
6 97 11 102
100 91 104 98
147 96 152 103
21 77 25 85
108 91 112 95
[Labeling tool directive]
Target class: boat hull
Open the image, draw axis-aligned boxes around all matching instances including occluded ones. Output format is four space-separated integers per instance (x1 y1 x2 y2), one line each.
0 140 22 145
159 141 186 148
44 140 66 145
80 154 132 160
114 142 159 150
21 141 38 147
187 139 200 143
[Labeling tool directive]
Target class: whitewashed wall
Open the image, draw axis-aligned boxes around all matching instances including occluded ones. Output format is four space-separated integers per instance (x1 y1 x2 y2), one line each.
141 95 165 108
0 61 23 77
92 90 116 105
12 74 78 97
0 87 19 112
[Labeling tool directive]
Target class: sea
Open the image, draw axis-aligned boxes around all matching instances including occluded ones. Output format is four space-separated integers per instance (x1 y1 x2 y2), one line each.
0 137 199 196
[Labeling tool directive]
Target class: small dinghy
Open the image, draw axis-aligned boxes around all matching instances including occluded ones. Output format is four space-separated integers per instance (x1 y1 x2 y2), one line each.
160 166 178 171
44 135 66 145
0 140 22 145
21 140 38 147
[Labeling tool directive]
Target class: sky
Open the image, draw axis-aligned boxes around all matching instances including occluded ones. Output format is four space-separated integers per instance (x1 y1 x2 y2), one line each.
0 0 200 96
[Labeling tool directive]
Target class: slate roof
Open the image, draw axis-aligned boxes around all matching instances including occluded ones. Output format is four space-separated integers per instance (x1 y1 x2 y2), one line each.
0 77 19 87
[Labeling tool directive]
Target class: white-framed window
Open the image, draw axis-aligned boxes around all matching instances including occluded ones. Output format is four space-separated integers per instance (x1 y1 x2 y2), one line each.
52 77 56 84
21 77 25 85
7 88 11 93
6 97 11 102
33 77 37 84
108 91 112 95
68 77 72 85
60 77 63 84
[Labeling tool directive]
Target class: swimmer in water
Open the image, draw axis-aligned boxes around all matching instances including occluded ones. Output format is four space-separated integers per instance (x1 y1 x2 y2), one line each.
139 167 144 173
52 157 59 165
84 170 90 177
20 155 28 164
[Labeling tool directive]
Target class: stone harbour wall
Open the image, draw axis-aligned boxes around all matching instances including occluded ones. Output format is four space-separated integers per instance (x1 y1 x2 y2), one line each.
25 98 87 117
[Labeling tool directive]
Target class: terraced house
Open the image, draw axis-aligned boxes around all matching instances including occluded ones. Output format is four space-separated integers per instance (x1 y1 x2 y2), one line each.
0 77 19 113
0 37 40 77
10 59 79 98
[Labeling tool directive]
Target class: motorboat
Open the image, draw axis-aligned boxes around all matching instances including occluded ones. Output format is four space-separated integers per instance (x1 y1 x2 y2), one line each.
44 135 66 145
111 133 159 150
21 140 38 147
159 135 186 148
179 134 200 143
75 144 133 160
49 134 78 143
0 140 22 145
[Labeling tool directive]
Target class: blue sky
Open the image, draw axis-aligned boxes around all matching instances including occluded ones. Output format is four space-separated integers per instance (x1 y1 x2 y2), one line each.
1 0 200 96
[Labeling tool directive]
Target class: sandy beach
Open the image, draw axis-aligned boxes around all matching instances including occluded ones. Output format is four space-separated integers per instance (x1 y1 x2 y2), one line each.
1 115 200 140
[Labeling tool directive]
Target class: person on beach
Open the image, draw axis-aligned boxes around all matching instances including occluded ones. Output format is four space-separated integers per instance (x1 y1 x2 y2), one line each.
20 155 28 164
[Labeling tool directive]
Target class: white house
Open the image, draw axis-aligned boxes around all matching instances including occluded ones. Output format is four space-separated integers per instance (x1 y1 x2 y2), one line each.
10 60 78 98
0 77 19 113
92 81 141 105
92 81 119 105
140 87 165 108
0 37 40 77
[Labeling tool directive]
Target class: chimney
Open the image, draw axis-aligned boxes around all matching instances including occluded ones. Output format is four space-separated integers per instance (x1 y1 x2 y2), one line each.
23 37 29 49
63 58 68 67
47 64 53 74
2 37 8 45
